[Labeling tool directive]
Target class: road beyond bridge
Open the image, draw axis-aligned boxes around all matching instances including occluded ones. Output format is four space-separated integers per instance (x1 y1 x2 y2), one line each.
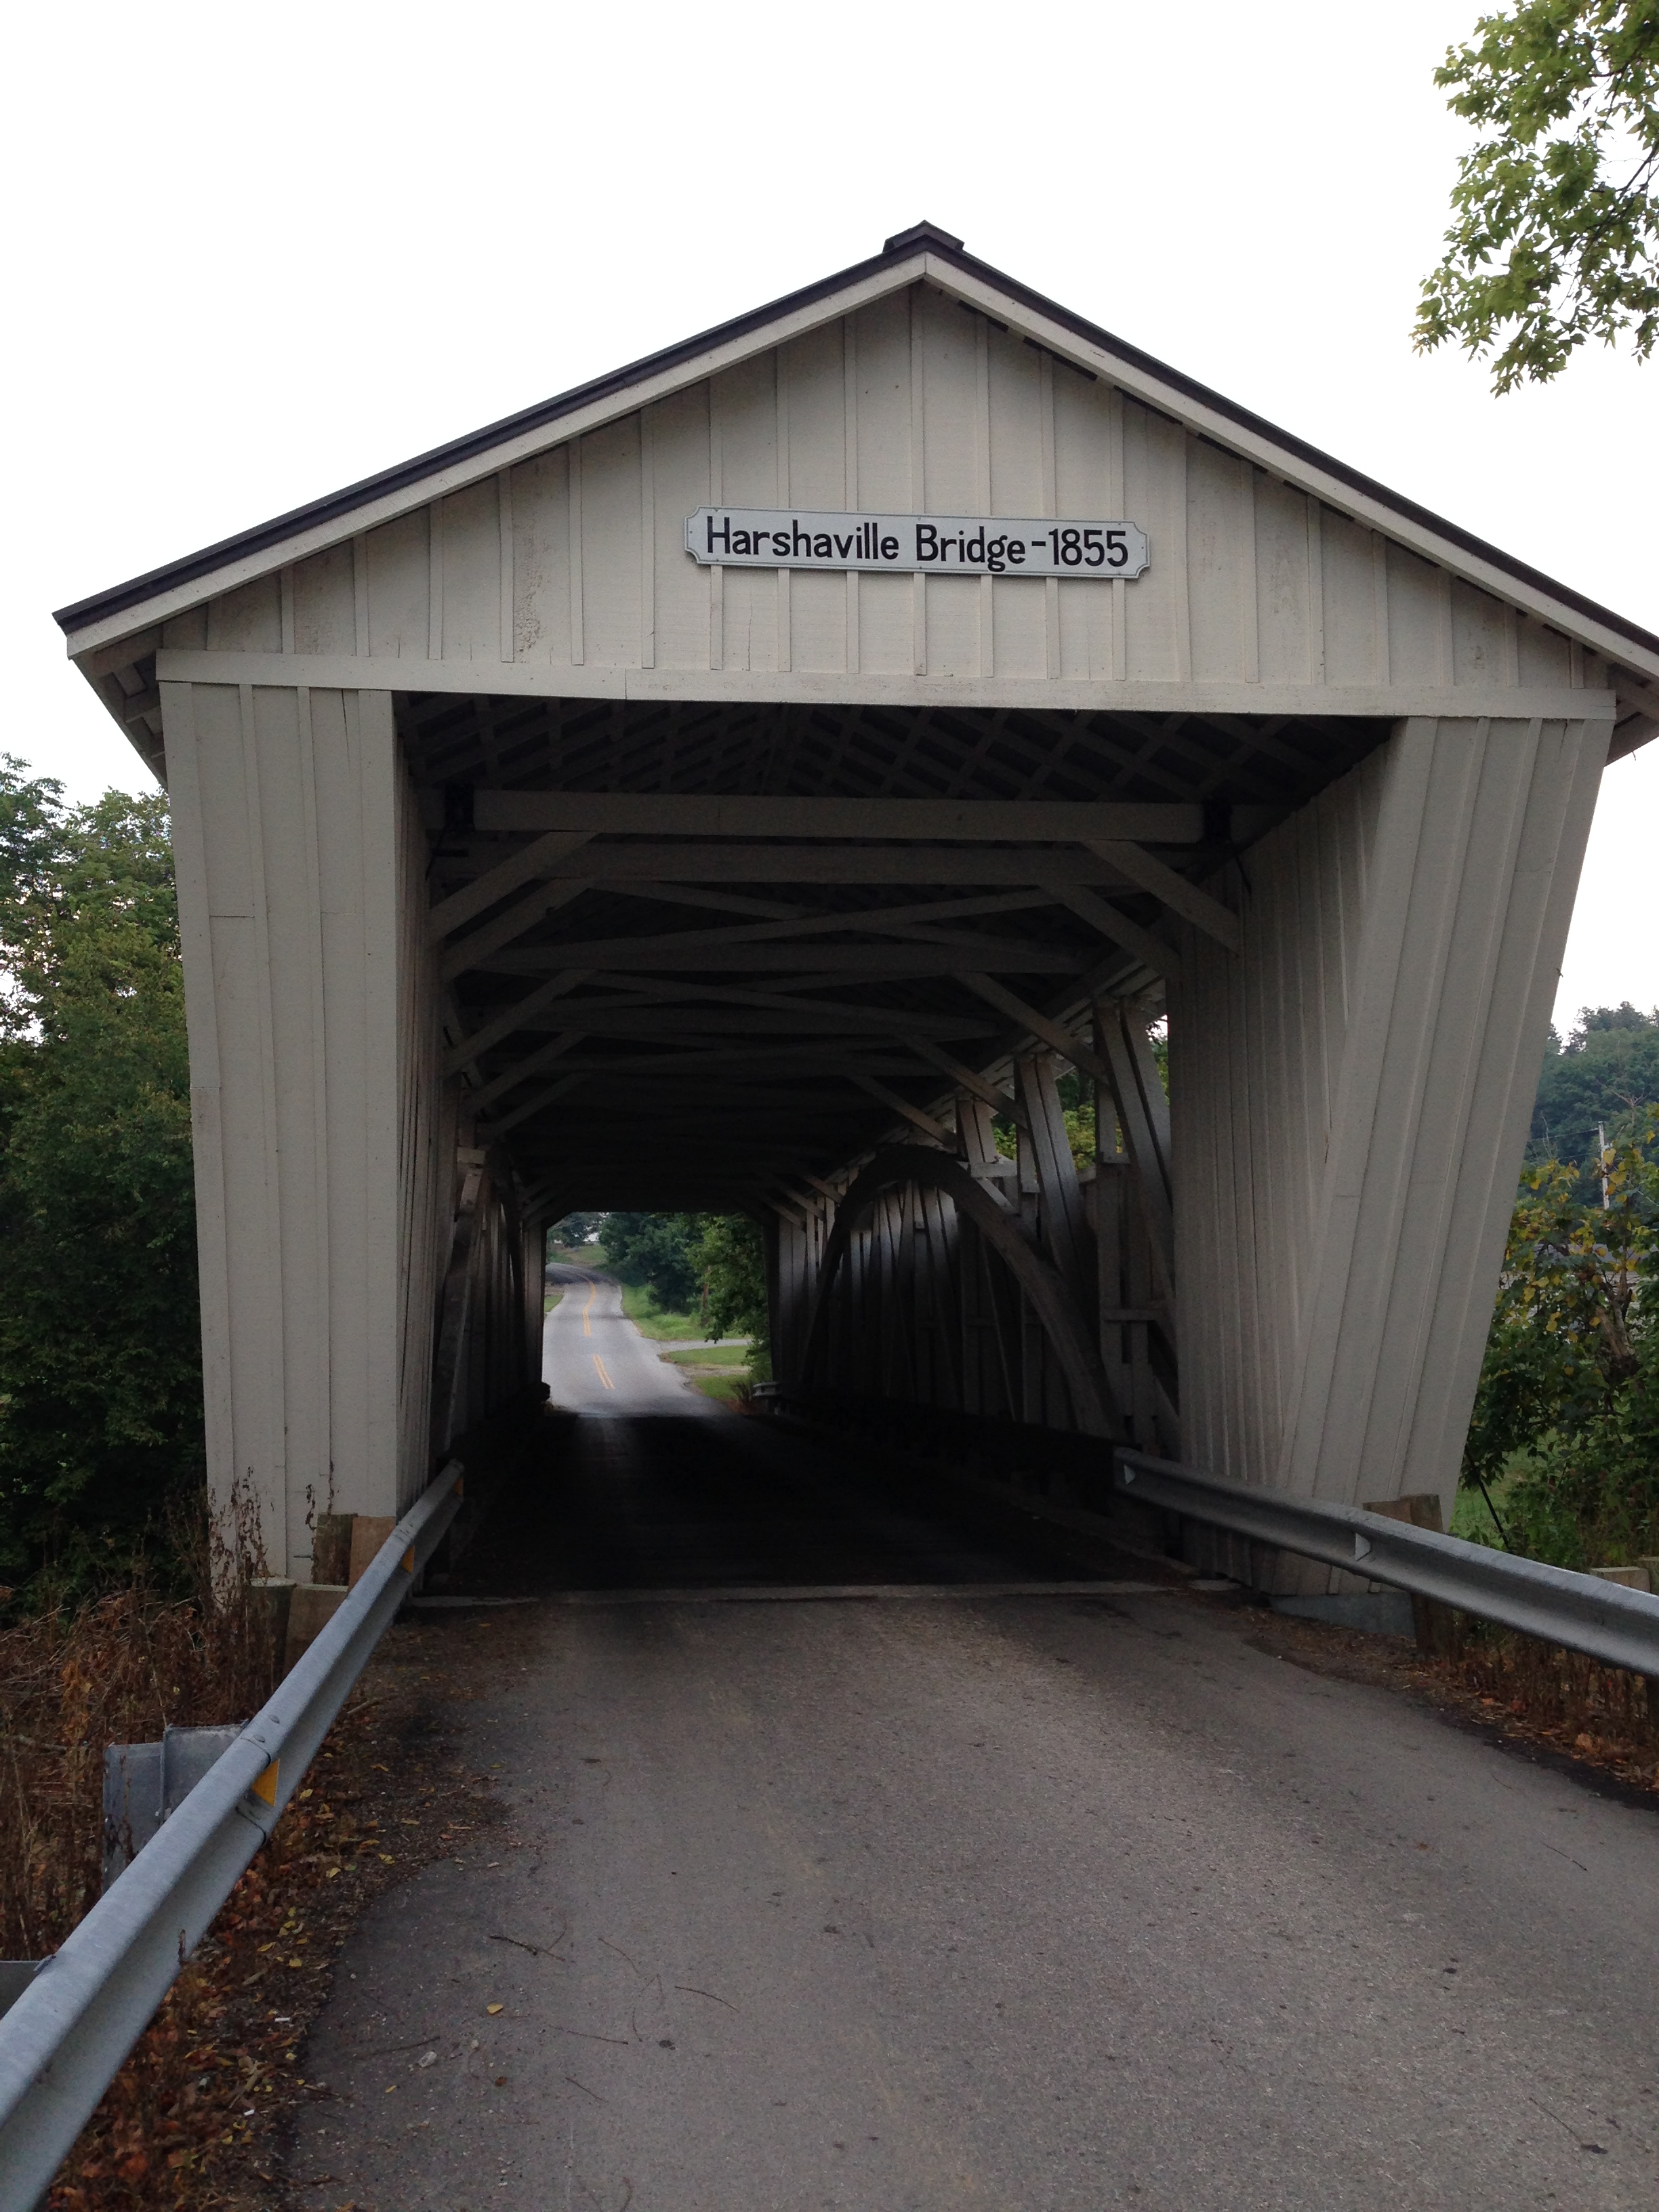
275 1303 1659 2212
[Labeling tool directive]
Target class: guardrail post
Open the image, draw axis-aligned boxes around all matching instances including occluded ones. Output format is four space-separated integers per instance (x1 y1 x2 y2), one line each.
1364 1494 1460 1656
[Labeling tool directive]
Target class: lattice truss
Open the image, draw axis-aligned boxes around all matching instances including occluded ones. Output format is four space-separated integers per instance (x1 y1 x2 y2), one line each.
405 695 1389 1215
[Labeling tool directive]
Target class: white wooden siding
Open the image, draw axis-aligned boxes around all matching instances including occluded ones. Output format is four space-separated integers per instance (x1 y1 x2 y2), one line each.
1170 713 1609 1587
156 288 1586 707
163 679 466 1572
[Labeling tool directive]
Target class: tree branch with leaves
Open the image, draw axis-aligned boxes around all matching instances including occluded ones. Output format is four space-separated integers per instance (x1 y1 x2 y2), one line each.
1416 0 1659 390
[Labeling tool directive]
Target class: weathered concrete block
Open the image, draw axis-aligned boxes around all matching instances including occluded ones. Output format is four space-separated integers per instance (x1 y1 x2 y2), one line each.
1272 1591 1416 1637
248 1576 294 1656
1363 1493 1460 1655
284 1582 348 1674
312 1514 354 1586
348 1515 397 1587
1591 1565 1652 1592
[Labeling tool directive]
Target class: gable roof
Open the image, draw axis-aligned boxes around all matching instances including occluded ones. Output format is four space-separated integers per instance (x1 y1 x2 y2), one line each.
52 220 1659 724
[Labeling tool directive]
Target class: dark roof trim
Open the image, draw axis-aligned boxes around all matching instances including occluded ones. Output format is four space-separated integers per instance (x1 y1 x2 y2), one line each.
54 221 1659 663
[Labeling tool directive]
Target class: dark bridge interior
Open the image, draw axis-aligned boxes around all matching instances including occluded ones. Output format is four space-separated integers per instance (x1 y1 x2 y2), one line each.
411 696 1390 1214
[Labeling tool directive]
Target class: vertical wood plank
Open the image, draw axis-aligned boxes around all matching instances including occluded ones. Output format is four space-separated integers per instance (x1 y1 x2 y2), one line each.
775 354 792 674
237 680 289 1559
426 504 444 662
567 439 585 667
1371 533 1391 683
638 411 656 670
497 468 514 663
294 685 332 1481
1240 468 1260 684
708 382 724 672
352 535 369 658
1040 352 1060 679
1306 501 1326 687
1172 434 1193 683
976 314 994 678
158 681 237 1537
843 318 861 672
354 690 404 1505
1107 387 1127 681
909 289 926 676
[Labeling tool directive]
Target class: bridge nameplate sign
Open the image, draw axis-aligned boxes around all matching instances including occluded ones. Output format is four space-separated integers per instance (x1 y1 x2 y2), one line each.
685 508 1149 579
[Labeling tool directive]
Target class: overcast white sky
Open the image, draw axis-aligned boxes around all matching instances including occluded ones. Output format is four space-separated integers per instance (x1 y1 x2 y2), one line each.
4 0 1654 1033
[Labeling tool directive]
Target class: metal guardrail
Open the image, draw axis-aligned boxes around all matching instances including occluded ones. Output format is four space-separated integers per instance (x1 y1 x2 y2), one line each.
1115 1448 1659 1677
0 1460 465 2212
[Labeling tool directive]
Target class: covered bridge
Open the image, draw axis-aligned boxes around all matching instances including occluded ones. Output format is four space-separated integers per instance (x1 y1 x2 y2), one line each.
54 222 1659 1586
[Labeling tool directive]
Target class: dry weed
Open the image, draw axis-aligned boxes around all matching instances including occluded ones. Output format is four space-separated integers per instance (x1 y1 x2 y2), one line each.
1446 1625 1659 1780
0 1500 283 1961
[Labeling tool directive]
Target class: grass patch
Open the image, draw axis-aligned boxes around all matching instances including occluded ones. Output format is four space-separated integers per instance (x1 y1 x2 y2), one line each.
542 1289 562 1314
619 1282 708 1340
689 1374 751 1408
657 1343 754 1368
548 1244 605 1268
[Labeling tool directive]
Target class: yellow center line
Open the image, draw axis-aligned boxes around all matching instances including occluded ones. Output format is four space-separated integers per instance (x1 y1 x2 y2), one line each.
583 1279 598 1337
592 1353 614 1390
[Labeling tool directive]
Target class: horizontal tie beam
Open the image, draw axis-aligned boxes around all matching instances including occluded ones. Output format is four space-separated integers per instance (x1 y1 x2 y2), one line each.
474 793 1206 842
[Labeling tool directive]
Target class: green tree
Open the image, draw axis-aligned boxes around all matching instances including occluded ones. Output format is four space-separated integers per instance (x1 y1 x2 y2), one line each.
547 1210 607 1251
0 761 201 1588
1463 1107 1659 1561
1416 1 1659 390
601 1212 703 1309
1532 1002 1659 1182
691 1214 769 1345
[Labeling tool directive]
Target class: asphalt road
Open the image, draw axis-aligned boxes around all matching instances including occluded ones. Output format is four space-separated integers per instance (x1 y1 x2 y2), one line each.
542 1267 716 1419
282 1296 1659 2211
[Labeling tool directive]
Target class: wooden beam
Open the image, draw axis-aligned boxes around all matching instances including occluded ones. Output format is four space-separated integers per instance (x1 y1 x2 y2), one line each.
500 975 997 1040
1017 1053 1090 1302
1042 884 1179 980
851 1073 954 1145
1094 1000 1176 1301
426 831 594 941
460 894 1076 972
478 941 1082 978
495 1006 993 1044
961 974 1118 1094
441 844 1139 886
487 1047 933 1082
470 1029 584 1110
1084 840 1242 953
441 878 592 980
486 1071 589 1139
601 882 808 921
764 1185 813 1228
909 1040 1025 1123
444 970 589 1076
475 793 1204 841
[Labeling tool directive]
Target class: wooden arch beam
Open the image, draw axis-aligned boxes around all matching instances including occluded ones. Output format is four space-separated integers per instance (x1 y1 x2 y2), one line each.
798 1145 1123 1440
